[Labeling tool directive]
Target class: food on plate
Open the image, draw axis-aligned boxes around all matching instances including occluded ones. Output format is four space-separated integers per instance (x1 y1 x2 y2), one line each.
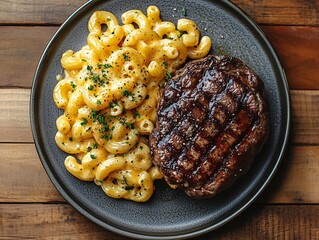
150 54 269 198
53 5 211 202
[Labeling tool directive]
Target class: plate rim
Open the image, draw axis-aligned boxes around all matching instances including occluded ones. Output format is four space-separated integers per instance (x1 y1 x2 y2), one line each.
30 0 291 239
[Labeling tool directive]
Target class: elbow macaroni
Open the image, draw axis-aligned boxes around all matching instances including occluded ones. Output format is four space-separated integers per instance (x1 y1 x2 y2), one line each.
53 6 211 202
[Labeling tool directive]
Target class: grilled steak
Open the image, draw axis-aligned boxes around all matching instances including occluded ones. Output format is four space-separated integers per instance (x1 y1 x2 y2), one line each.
150 55 269 198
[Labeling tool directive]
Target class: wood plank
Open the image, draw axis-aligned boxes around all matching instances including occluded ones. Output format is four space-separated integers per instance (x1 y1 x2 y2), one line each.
0 0 88 25
0 89 33 143
0 0 318 25
0 204 120 240
231 0 319 26
1 88 319 202
0 204 319 239
1 89 318 144
0 26 58 88
1 26 319 89
261 26 319 90
0 144 63 202
291 90 319 145
1 143 319 204
260 145 319 204
200 205 319 239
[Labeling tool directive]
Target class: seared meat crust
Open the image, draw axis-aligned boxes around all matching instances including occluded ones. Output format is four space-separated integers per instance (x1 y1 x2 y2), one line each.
150 55 269 198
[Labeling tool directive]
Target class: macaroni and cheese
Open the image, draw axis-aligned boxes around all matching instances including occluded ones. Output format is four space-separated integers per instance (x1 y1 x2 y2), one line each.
53 6 211 202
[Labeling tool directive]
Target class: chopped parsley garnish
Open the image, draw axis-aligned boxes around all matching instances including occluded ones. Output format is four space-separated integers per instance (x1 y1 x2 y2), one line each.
89 110 100 121
123 176 127 184
87 146 92 152
178 30 187 38
121 89 136 101
90 154 97 159
109 101 119 108
70 81 76 89
86 62 111 87
123 53 129 61
101 125 110 132
166 71 171 80
87 65 93 72
125 122 135 129
102 134 112 141
122 176 134 190
88 110 117 142
104 63 113 69
80 118 88 126
182 7 187 16
125 185 134 191
96 114 106 125
162 61 168 69
88 85 94 90
134 111 141 118
90 74 105 86
96 99 101 105
122 89 130 97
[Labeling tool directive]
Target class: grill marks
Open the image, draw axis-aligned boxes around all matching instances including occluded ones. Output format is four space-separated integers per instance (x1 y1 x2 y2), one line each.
163 77 255 187
150 55 269 198
160 71 254 186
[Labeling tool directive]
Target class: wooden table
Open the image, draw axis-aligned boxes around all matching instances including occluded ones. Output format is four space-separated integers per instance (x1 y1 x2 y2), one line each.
1 0 318 239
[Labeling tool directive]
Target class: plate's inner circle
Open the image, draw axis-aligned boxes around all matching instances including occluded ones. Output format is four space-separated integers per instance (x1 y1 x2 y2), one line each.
31 0 289 239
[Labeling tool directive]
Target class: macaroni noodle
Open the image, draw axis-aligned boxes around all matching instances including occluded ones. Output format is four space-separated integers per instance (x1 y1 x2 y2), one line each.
53 6 211 202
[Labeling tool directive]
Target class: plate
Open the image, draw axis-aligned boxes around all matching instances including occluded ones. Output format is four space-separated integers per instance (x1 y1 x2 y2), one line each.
30 0 290 239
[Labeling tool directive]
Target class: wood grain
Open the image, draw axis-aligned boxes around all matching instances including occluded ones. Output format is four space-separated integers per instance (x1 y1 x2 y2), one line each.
1 1 317 239
1 204 319 239
231 0 319 26
198 204 319 239
0 89 33 143
1 143 319 204
0 204 116 240
0 0 88 25
261 26 319 90
1 26 319 89
260 145 319 204
1 89 318 144
0 0 318 25
0 144 63 203
291 90 319 145
0 26 58 88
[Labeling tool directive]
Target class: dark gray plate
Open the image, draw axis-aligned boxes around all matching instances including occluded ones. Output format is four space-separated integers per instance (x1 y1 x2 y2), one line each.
30 0 290 239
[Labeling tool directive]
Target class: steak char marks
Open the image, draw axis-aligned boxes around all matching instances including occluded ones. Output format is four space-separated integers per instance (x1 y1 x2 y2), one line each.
150 55 269 198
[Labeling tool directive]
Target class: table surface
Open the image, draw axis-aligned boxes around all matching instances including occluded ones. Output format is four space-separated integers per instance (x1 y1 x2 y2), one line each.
1 0 319 239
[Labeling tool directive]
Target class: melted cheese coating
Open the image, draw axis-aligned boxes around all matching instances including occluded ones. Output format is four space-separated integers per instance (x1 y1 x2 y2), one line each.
53 6 211 202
